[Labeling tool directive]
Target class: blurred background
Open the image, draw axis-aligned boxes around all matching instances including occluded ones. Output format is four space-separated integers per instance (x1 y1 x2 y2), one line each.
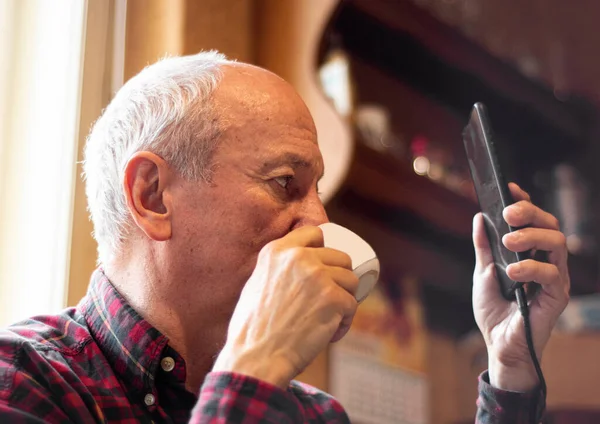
1 0 600 423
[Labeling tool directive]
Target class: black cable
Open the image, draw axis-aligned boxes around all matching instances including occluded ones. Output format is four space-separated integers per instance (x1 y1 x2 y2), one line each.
515 285 546 423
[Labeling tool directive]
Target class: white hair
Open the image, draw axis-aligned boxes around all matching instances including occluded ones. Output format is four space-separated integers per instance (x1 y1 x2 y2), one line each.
83 51 235 265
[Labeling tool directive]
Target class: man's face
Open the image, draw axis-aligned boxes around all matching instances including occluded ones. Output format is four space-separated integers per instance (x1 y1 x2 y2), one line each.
165 65 327 321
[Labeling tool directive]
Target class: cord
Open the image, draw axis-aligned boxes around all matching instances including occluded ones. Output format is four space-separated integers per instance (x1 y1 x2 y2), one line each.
515 285 546 423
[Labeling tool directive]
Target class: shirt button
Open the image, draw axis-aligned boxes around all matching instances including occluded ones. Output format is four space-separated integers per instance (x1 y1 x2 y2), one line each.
144 393 156 406
161 356 175 372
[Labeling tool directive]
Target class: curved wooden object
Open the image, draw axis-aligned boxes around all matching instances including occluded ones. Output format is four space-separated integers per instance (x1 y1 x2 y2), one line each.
255 0 352 205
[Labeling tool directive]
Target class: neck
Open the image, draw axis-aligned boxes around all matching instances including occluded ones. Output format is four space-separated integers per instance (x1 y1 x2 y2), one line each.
104 252 231 394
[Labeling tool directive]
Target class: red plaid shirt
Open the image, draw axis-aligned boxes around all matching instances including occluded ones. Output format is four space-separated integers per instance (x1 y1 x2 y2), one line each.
477 372 544 423
0 269 541 423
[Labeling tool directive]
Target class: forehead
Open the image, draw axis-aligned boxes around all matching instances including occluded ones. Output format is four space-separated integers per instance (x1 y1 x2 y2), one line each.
254 139 324 178
220 120 324 178
214 66 316 130
212 65 323 172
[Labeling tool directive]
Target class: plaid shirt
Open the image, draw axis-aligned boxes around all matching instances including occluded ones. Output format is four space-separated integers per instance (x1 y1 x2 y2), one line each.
0 269 541 423
477 372 544 424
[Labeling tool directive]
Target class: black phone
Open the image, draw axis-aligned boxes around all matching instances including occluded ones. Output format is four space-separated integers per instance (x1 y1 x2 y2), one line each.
462 102 527 300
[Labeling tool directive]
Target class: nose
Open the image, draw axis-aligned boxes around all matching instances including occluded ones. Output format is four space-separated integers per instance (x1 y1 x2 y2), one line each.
292 191 329 230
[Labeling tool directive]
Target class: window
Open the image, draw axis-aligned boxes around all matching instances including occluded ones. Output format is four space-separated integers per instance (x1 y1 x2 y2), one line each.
0 1 87 325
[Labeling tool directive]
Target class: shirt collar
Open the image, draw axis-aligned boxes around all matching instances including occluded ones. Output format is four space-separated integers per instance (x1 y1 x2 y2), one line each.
78 268 187 394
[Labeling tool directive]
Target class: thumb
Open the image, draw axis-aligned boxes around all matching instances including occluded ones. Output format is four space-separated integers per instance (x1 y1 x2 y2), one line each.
473 213 493 270
330 309 356 343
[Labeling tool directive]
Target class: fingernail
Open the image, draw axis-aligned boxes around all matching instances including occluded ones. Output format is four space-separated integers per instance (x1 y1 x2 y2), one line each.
507 263 521 276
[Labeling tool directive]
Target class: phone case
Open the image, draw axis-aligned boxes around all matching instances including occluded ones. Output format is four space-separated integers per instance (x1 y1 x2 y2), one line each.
463 102 528 300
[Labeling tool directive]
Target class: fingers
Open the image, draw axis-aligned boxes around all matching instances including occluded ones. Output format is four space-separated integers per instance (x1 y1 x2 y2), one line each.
330 307 356 343
503 226 568 291
502 228 567 259
506 259 569 301
506 260 558 285
473 213 493 269
501 185 570 307
314 248 353 269
472 183 569 303
503 182 564 264
280 226 324 248
330 291 358 343
328 266 360 295
265 235 358 294
505 182 560 230
503 201 560 230
508 182 531 202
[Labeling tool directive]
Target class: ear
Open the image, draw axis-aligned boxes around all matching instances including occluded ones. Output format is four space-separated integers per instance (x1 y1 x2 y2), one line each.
122 151 173 242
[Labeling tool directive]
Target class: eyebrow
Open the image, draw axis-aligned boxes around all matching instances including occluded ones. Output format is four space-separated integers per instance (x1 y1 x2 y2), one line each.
261 152 325 180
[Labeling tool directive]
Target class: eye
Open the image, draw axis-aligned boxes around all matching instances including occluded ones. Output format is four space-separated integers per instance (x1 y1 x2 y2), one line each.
274 176 293 189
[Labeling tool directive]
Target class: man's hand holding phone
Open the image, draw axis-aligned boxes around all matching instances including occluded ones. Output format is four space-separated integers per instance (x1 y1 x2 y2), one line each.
473 183 570 392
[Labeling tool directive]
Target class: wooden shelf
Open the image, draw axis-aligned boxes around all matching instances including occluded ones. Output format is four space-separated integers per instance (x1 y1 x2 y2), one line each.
325 0 594 167
320 0 599 327
344 142 477 239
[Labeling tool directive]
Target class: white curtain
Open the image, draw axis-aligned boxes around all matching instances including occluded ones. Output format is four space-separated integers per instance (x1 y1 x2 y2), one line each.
0 1 87 325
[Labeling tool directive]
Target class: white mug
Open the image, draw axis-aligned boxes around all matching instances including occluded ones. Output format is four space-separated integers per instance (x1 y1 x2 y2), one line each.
319 223 380 303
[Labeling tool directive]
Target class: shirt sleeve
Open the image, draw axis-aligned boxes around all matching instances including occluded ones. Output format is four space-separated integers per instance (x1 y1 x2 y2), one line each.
0 368 77 424
191 372 306 424
475 371 545 424
0 402 64 424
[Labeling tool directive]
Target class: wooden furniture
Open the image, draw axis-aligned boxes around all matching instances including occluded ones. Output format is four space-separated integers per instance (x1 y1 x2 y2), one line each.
314 1 600 422
447 330 600 424
320 0 598 330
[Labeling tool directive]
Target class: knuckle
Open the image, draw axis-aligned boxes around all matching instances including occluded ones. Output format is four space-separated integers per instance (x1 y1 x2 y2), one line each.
517 258 531 269
308 264 328 281
549 265 561 280
563 290 571 305
320 282 339 299
480 263 497 281
343 295 358 313
306 226 324 243
287 246 305 260
340 252 353 269
516 201 531 219
555 232 567 247
518 259 534 276
328 286 353 307
519 227 533 239
261 239 282 257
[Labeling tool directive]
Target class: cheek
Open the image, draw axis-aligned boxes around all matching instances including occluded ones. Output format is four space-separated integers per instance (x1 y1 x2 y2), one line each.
173 184 295 270
237 197 294 252
201 196 292 285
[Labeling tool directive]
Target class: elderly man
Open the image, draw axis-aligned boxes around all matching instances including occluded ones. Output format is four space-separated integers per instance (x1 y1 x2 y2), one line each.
0 52 569 423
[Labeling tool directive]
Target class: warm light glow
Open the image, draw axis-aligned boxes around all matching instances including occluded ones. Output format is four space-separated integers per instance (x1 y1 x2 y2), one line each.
427 162 444 181
566 234 583 254
0 0 86 325
413 156 430 176
410 135 429 157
